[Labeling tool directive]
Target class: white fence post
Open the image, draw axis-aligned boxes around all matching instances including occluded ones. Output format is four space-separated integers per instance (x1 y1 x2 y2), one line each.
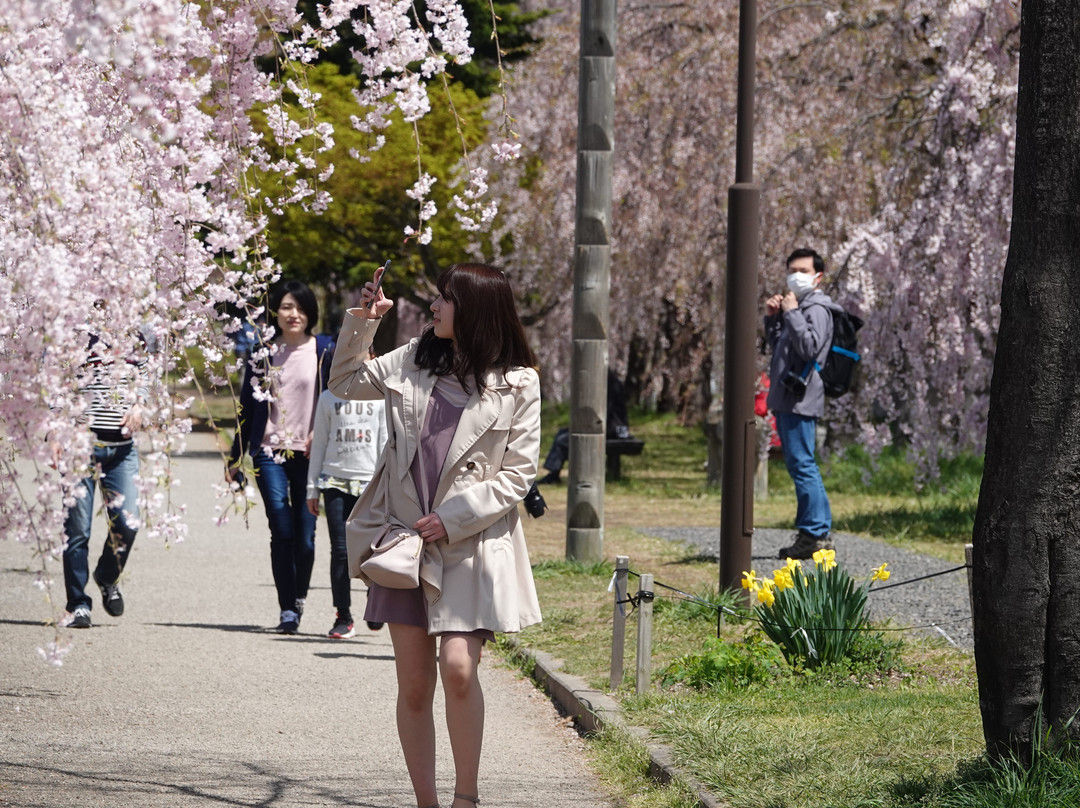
635 573 654 695
609 555 629 690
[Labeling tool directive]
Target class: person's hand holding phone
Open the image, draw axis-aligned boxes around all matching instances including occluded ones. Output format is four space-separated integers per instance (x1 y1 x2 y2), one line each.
355 261 393 319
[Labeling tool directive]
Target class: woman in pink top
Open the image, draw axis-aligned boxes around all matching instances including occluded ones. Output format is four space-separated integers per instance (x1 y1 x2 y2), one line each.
329 264 542 808
227 280 334 634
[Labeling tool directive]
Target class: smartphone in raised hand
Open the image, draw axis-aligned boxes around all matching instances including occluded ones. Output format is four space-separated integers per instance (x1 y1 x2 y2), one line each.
365 260 390 310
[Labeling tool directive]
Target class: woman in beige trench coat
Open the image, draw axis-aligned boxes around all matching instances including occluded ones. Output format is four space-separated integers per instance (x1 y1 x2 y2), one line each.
328 263 542 808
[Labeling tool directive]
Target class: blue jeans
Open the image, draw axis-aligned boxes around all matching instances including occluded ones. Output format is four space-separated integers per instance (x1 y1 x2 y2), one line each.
63 441 140 612
775 412 832 538
252 450 316 612
543 428 570 473
322 487 359 616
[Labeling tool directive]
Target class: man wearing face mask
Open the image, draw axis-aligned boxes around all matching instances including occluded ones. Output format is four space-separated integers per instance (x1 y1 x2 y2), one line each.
763 248 846 559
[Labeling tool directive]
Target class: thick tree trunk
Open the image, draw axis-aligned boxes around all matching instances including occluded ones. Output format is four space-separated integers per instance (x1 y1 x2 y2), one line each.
566 0 616 561
972 0 1080 762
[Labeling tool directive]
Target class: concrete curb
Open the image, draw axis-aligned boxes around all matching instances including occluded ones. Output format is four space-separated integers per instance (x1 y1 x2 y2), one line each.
505 640 727 808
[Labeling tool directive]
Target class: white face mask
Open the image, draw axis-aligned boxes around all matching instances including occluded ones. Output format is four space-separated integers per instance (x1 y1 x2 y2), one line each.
786 272 818 300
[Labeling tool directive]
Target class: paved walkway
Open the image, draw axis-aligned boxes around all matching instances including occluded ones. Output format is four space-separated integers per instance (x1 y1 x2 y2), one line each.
0 435 616 808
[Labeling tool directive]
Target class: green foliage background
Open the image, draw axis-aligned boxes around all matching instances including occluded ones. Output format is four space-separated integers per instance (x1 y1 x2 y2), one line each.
255 1 549 308
258 63 488 303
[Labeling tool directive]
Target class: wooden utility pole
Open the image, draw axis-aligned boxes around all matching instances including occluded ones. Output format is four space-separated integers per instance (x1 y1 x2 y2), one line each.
566 0 616 561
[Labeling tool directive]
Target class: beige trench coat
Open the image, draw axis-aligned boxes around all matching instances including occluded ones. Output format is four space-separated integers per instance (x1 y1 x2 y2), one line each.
328 312 542 635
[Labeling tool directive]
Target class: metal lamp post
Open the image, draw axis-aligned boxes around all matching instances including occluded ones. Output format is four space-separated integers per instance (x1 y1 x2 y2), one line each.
719 0 760 595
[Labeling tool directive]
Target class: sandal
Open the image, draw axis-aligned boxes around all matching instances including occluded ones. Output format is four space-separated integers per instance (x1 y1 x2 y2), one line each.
453 795 480 807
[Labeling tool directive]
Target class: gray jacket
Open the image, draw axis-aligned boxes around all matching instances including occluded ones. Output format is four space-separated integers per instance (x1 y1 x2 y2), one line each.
764 290 843 417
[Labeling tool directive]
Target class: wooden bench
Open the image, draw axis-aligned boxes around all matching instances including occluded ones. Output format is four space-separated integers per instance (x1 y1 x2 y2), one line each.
606 437 645 480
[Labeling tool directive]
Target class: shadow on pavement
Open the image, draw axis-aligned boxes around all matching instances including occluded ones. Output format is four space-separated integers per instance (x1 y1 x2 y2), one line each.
146 621 262 633
0 758 401 807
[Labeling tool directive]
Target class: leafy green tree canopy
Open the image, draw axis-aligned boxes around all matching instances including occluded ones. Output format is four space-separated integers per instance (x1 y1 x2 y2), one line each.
256 62 490 303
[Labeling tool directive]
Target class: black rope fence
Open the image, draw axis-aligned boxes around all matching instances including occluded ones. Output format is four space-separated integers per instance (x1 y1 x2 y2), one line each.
613 564 973 643
867 564 969 592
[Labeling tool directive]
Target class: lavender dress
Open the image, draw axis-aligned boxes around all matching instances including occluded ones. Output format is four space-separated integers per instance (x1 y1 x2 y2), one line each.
365 375 495 640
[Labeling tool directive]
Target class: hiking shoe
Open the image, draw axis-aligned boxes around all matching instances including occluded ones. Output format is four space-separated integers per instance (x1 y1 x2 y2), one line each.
778 530 834 560
328 614 355 639
93 570 125 617
62 607 92 629
366 621 385 631
276 610 300 634
537 471 561 485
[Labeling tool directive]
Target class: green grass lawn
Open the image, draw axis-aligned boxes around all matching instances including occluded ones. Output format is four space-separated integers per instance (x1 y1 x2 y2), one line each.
531 406 980 562
192 391 1065 806
503 408 1003 808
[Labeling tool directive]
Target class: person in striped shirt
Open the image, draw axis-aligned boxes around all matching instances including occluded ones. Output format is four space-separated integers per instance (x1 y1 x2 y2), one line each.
60 320 152 629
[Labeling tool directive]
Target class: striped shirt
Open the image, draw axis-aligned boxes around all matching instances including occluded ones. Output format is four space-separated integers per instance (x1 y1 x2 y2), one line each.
79 334 149 443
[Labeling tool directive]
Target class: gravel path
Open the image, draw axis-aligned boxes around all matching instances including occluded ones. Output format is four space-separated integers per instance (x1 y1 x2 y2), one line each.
637 526 974 650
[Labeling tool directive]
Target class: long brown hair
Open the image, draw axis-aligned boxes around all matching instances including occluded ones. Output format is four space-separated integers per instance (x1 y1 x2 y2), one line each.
414 263 537 394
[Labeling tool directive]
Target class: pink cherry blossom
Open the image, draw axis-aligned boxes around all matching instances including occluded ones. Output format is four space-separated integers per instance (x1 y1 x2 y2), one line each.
1 0 496 658
484 0 1017 481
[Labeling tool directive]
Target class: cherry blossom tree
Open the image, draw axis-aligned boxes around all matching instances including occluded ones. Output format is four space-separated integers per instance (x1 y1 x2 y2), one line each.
832 1 1020 476
0 0 500 663
1 0 1024 664
488 0 1018 477
2 3 311 651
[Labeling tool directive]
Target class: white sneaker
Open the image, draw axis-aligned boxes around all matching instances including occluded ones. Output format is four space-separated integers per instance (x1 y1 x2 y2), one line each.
60 607 92 629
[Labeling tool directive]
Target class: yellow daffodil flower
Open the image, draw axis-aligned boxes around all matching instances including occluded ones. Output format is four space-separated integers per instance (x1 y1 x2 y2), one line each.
785 557 802 574
773 568 794 591
741 570 758 591
872 562 891 582
757 581 776 607
812 548 837 571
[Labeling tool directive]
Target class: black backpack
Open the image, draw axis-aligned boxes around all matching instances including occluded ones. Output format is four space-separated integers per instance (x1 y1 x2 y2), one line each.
819 307 863 397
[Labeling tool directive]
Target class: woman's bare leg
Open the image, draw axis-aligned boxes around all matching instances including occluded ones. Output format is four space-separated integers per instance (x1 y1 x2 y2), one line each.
390 623 439 807
439 634 485 807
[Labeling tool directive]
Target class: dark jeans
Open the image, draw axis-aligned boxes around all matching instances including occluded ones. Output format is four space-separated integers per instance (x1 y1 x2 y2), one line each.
322 487 359 616
252 450 316 612
63 441 140 613
543 425 632 473
543 427 570 473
